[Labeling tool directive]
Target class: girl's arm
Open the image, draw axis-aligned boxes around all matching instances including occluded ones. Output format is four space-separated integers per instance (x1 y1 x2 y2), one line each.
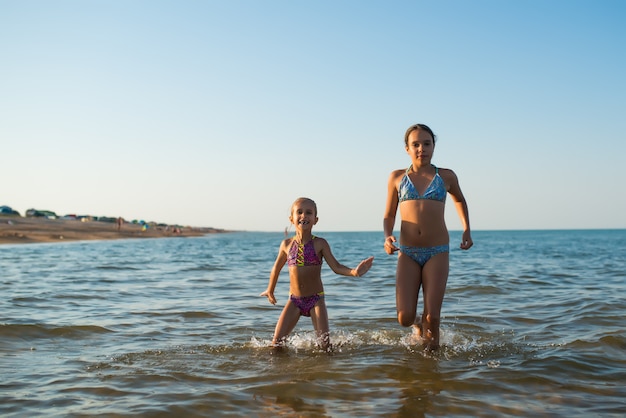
260 240 289 304
319 238 374 277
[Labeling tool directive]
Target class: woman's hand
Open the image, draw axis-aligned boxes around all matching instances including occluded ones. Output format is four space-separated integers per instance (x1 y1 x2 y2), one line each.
384 235 399 255
460 230 473 250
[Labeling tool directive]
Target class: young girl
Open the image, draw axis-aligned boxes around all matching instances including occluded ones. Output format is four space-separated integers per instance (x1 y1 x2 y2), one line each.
260 197 374 352
383 124 473 350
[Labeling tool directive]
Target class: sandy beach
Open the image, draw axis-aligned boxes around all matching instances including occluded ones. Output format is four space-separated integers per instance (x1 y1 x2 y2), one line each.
0 217 228 245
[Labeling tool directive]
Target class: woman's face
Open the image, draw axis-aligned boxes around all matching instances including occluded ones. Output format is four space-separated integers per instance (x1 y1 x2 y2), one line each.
405 129 435 163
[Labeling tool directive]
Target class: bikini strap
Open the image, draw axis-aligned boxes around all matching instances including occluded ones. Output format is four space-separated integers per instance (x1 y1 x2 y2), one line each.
408 164 438 174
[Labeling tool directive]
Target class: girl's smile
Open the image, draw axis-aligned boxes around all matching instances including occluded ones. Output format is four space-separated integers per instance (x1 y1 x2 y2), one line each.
290 200 318 228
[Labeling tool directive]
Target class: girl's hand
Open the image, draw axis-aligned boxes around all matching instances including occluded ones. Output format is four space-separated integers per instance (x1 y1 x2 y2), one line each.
460 231 473 250
259 290 276 305
353 256 374 277
384 236 399 255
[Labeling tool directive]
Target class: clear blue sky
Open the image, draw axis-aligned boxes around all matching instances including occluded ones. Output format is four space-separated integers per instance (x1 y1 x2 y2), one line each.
2 1 625 231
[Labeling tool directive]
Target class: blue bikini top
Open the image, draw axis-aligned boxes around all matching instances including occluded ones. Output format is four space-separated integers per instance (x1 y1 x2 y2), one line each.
398 165 447 203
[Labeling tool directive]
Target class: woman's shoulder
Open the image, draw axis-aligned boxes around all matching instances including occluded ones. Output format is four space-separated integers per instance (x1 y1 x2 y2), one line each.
388 168 406 179
436 166 459 182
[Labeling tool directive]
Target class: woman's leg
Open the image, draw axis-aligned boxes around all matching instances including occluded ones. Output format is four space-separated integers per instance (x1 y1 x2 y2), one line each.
420 252 449 350
396 252 422 327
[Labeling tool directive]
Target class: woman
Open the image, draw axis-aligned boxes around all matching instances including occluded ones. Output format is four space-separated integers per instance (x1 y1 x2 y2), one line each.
383 123 472 350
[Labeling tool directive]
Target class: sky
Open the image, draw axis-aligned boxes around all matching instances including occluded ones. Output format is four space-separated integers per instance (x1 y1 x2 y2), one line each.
1 0 625 232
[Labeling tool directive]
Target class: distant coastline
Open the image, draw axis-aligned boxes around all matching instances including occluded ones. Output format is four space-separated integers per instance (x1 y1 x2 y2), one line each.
0 216 231 245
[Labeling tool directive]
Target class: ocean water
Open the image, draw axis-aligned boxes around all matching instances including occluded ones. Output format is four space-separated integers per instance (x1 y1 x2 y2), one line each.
1 230 625 417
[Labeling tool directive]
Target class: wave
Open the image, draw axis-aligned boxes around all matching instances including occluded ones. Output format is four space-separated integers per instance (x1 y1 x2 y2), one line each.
0 323 114 340
181 264 230 272
95 265 141 270
129 310 219 319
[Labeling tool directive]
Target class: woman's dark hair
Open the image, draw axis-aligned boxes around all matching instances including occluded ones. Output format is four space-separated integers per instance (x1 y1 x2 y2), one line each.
404 124 436 146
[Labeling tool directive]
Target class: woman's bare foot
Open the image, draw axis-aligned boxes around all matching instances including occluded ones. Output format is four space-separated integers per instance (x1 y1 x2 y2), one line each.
421 316 440 351
411 317 423 339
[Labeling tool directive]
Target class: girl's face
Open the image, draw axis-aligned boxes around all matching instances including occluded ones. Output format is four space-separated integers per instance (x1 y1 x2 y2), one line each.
290 200 318 229
405 129 435 163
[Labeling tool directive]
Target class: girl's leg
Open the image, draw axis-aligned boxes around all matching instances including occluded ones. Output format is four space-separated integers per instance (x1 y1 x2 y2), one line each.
310 298 330 351
420 252 449 350
396 252 422 327
272 300 301 347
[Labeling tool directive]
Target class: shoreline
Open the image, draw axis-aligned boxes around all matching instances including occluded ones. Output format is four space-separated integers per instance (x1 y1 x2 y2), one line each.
0 217 230 245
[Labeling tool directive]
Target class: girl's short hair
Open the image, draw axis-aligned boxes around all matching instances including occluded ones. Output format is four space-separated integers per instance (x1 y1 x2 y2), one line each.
291 197 317 216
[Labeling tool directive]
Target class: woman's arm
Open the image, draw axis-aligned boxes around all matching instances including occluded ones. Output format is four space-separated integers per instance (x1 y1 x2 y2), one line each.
383 170 401 254
445 169 473 250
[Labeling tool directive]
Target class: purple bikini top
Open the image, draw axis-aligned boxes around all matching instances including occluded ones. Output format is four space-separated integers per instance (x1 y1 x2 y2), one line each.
287 237 322 267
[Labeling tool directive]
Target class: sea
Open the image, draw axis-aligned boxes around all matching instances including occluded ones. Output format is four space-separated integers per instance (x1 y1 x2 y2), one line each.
1 230 625 417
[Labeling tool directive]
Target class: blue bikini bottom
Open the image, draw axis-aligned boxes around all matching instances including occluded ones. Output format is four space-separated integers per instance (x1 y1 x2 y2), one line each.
399 244 449 267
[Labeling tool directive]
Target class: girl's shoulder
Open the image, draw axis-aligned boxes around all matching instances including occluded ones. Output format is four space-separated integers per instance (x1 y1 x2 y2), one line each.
280 237 295 250
312 235 329 250
311 235 328 243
